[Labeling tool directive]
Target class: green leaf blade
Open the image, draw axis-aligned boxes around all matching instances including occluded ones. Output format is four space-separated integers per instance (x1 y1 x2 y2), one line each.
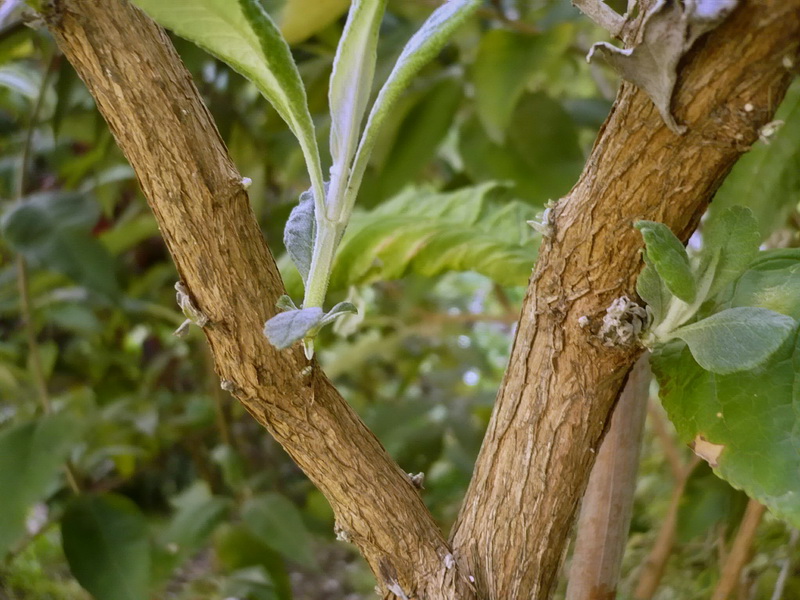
731 249 800 320
283 189 317 284
700 205 761 299
472 29 540 143
324 185 539 292
345 0 481 210
132 0 324 204
651 330 800 527
0 414 82 556
328 0 386 181
242 493 317 569
671 307 796 374
62 494 152 600
636 220 696 303
636 254 671 325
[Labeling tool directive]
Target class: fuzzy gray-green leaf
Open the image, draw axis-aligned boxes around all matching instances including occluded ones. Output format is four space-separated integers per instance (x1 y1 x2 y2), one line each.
346 0 481 208
670 306 795 374
636 220 696 303
284 189 317 284
328 0 386 177
263 307 324 349
320 301 358 327
276 295 298 312
636 254 671 325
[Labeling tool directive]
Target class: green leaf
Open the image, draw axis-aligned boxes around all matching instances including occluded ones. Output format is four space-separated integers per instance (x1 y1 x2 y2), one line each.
360 76 463 202
0 413 82 556
153 482 232 583
472 29 543 143
458 93 584 203
213 524 292 600
263 307 324 349
325 184 539 293
328 0 386 182
698 206 761 300
283 189 317 284
710 81 800 239
242 493 317 569
132 0 325 205
62 494 151 600
1 192 120 298
635 220 696 303
276 295 298 312
346 0 481 208
278 0 349 44
320 300 357 327
279 184 540 296
670 307 796 374
636 254 670 325
651 330 800 527
731 249 800 319
224 566 279 600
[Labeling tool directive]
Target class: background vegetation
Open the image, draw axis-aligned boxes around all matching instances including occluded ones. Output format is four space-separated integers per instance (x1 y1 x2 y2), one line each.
1 0 799 598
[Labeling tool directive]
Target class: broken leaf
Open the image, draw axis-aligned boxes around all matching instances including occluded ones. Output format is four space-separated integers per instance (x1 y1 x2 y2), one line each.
690 435 725 468
588 0 739 134
651 329 800 528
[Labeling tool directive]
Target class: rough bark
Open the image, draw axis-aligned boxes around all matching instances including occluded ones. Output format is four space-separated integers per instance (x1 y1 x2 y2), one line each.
42 0 800 598
449 1 800 597
43 2 471 597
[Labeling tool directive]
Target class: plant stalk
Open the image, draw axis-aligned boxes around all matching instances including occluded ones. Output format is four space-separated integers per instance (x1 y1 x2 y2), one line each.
566 354 651 600
711 499 767 600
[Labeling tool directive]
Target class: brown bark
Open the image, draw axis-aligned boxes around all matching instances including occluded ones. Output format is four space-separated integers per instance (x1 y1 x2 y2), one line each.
449 1 800 597
565 355 650 600
42 0 800 598
43 2 471 597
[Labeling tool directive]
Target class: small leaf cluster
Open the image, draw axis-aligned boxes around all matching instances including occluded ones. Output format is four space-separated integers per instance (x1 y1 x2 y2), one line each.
636 206 789 375
637 208 800 527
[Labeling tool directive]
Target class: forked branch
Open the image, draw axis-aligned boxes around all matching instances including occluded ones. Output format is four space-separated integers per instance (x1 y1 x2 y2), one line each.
43 1 471 597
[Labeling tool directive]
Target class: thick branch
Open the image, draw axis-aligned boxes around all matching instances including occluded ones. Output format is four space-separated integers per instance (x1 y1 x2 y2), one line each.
450 1 800 597
44 1 470 597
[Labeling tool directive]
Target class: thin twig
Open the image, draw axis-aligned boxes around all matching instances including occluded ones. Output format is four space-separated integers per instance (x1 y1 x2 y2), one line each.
15 51 58 414
572 0 625 38
770 529 800 600
711 500 767 600
15 51 81 495
634 456 701 599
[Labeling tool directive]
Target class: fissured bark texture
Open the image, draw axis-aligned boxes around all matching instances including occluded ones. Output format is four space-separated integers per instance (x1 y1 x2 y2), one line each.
450 1 799 597
46 0 799 598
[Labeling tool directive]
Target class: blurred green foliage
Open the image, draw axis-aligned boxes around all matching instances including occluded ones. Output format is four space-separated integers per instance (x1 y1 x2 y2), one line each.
1 0 799 599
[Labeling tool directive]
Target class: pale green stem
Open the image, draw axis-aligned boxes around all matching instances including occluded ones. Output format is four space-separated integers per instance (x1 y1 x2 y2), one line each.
300 218 343 358
295 132 327 220
302 218 343 309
